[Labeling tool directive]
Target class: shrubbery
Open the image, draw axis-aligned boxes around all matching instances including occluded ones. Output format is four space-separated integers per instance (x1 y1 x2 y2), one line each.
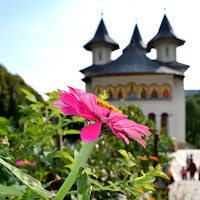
0 89 173 199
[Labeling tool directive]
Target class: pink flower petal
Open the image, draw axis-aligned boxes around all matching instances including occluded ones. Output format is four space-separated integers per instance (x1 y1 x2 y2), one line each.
61 107 78 115
79 93 97 113
75 101 98 120
52 100 66 109
60 92 77 107
95 105 110 122
28 162 36 166
16 161 23 166
123 128 146 148
68 86 86 100
81 121 102 142
118 132 130 144
109 110 128 122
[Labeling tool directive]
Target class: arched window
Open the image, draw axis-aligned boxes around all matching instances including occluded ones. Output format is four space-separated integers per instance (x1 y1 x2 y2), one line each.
148 113 156 123
161 113 168 135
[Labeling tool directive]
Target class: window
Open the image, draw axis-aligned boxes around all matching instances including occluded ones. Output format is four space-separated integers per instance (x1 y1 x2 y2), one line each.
99 51 102 60
165 47 169 57
148 113 156 123
161 113 168 135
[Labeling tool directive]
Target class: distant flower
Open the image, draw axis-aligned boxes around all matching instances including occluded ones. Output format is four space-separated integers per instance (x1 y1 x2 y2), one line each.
141 156 148 161
149 156 158 161
53 86 151 147
16 161 36 166
137 188 144 193
148 198 155 200
177 182 182 186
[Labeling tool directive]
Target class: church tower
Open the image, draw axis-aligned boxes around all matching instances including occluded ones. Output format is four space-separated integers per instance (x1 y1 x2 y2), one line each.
148 14 185 63
129 23 147 53
81 14 189 148
84 17 119 65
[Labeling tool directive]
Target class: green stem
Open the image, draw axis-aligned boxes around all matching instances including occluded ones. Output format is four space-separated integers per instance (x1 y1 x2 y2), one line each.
54 139 98 200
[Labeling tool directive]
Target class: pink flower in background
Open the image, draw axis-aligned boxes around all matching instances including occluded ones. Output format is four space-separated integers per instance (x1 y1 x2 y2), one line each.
53 86 151 147
16 161 36 166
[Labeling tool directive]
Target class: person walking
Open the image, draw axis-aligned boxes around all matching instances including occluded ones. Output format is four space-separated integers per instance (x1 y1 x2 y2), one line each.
188 159 196 180
180 166 187 180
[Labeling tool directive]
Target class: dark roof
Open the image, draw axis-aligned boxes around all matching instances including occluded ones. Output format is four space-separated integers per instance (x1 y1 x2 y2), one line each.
154 60 189 71
84 18 119 51
125 24 146 51
81 43 183 81
148 14 185 51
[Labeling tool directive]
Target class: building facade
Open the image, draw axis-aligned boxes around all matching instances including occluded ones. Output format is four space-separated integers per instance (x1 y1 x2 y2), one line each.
81 14 189 148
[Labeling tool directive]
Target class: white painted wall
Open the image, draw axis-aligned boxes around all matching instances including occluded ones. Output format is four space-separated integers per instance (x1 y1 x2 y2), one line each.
91 43 112 65
86 73 185 146
155 40 178 62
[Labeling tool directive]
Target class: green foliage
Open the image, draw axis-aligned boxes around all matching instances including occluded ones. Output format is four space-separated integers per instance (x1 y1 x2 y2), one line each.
0 89 84 199
186 93 200 148
0 158 54 198
0 65 44 120
0 89 172 199
77 168 92 200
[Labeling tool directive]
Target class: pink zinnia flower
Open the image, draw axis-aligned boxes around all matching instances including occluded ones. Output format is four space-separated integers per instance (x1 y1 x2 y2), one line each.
107 110 151 147
53 86 151 147
16 161 36 166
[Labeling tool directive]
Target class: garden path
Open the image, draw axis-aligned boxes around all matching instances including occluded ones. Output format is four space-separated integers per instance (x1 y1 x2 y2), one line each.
168 149 200 200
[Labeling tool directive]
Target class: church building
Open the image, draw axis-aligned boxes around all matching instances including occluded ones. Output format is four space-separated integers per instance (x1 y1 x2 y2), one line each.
80 14 189 148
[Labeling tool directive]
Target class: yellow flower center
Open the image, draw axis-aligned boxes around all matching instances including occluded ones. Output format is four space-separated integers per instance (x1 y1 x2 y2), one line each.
97 99 122 113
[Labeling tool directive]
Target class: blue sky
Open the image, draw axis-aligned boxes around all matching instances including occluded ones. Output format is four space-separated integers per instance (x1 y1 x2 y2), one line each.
0 0 199 98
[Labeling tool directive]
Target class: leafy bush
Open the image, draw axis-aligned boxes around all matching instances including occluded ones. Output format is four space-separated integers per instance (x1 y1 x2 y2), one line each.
0 90 172 199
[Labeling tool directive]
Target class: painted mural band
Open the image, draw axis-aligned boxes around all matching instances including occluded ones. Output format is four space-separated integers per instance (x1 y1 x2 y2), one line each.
94 83 171 100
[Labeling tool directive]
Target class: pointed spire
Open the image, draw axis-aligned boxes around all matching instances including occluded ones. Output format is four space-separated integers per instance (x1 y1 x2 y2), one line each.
123 23 146 53
130 24 147 51
84 18 119 51
148 14 185 51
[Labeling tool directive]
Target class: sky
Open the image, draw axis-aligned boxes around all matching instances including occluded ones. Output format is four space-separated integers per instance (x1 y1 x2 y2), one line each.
0 0 199 99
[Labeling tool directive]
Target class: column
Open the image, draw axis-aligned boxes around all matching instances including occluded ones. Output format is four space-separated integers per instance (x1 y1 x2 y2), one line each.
155 114 161 135
168 114 174 138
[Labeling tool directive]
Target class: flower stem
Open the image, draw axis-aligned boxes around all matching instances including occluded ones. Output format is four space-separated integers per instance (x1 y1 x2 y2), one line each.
54 139 98 200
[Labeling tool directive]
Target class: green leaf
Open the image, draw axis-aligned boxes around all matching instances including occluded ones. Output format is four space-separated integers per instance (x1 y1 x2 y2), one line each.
0 158 54 199
20 88 37 103
41 149 57 164
23 189 38 200
130 173 138 181
155 171 170 180
89 178 103 188
0 184 23 196
72 116 85 122
135 183 156 191
126 187 141 197
118 149 129 161
77 168 92 200
128 160 135 167
18 164 37 173
0 117 8 124
0 129 7 135
134 176 156 184
53 151 71 158
116 158 129 166
65 129 80 134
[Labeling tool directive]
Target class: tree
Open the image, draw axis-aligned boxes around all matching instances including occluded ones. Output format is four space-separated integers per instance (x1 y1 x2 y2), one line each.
186 93 200 148
0 65 44 122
